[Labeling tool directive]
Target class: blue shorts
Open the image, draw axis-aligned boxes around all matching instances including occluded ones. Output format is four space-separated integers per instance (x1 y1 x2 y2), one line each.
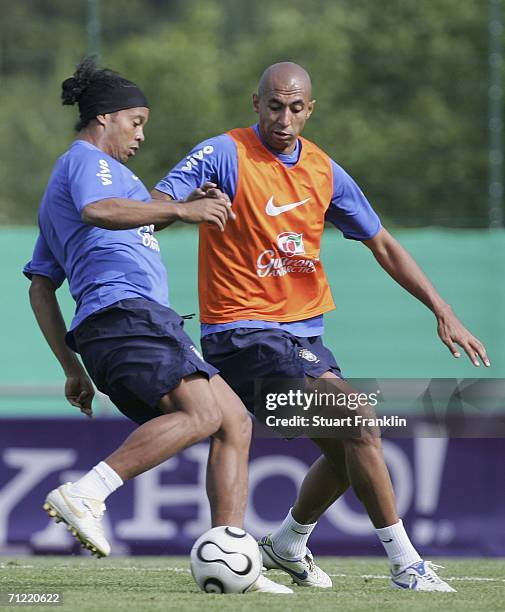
68 298 218 425
201 328 342 414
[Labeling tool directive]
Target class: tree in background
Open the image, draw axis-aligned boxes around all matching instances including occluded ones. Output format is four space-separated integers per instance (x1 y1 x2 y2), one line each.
0 0 492 226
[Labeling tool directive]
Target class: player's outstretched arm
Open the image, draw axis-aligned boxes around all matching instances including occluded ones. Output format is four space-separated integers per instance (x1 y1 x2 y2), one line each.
83 193 234 233
28 275 94 416
363 228 490 367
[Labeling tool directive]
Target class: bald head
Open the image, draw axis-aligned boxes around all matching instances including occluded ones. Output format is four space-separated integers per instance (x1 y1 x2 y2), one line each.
253 62 315 154
257 62 312 99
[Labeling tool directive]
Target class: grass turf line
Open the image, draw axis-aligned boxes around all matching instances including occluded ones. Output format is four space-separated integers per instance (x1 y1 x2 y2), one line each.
0 556 503 612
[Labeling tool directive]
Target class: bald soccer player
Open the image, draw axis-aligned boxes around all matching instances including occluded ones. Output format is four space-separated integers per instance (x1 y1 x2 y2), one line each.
152 62 489 592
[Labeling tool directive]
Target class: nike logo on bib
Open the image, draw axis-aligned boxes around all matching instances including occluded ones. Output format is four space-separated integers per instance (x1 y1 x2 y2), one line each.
265 196 310 216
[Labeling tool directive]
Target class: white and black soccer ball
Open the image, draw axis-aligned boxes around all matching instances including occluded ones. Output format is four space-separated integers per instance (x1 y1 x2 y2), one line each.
190 526 262 594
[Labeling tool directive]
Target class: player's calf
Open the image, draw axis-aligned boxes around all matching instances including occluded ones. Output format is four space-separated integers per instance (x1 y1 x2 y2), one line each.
205 375 252 528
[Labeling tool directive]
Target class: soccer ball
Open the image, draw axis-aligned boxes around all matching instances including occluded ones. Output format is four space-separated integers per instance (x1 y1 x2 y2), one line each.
190 526 262 594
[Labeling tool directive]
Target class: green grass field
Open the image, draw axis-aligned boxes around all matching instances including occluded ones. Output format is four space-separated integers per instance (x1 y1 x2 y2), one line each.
0 556 503 611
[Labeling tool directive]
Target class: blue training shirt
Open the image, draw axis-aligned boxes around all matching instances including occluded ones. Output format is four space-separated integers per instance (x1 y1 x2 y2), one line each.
24 140 170 331
155 125 381 338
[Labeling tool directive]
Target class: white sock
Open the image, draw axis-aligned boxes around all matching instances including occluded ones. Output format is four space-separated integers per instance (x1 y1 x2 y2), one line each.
375 519 422 571
270 508 317 559
69 461 123 502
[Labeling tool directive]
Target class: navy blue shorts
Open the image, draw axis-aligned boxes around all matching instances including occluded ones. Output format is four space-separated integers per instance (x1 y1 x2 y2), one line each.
201 328 342 414
68 298 218 425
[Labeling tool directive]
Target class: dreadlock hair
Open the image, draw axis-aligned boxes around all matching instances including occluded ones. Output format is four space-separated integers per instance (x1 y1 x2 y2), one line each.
61 57 148 131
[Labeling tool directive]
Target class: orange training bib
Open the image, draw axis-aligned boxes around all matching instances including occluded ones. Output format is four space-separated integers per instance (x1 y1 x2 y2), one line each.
198 127 336 323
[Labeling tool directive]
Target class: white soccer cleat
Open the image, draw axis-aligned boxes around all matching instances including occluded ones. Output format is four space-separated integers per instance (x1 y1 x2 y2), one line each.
258 535 332 588
390 560 456 592
245 573 293 594
43 482 110 558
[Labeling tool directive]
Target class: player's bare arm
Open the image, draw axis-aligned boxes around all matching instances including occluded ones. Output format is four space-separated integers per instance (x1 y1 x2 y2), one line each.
151 183 235 230
28 275 94 417
363 227 490 367
82 193 234 233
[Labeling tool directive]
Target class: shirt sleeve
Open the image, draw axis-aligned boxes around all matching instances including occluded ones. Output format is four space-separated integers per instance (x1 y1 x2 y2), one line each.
23 232 66 288
325 159 382 240
68 150 127 213
155 134 238 201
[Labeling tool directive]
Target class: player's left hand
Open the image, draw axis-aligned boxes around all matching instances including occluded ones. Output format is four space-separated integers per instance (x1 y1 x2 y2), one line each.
436 306 490 367
65 373 95 417
185 181 217 197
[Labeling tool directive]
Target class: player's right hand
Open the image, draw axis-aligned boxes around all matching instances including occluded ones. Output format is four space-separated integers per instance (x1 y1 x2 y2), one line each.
177 195 236 231
65 373 95 418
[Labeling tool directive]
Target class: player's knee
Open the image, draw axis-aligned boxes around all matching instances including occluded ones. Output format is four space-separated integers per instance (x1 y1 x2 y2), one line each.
190 402 222 439
216 402 252 445
237 406 252 442
343 404 382 449
344 427 382 450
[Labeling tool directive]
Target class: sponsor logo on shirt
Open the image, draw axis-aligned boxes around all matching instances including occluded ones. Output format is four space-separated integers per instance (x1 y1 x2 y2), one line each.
137 225 160 252
96 159 113 186
180 145 215 172
277 232 305 255
256 230 317 277
256 250 317 277
265 195 310 216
